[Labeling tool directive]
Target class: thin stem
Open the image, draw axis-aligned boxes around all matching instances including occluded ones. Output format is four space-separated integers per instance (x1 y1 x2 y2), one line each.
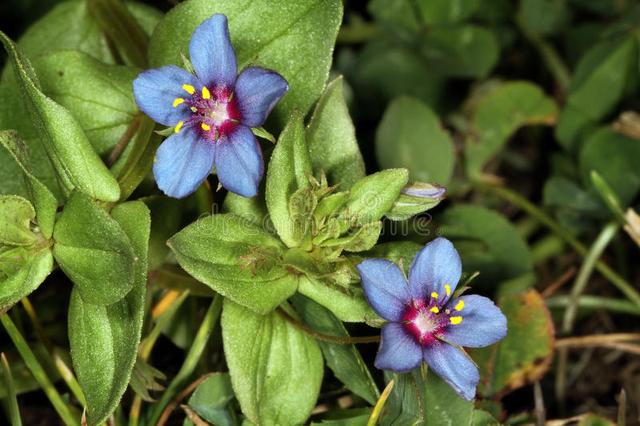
562 223 619 334
276 308 380 344
147 296 223 425
157 373 214 426
108 116 141 166
1 353 22 426
475 181 640 307
546 295 640 316
0 315 78 426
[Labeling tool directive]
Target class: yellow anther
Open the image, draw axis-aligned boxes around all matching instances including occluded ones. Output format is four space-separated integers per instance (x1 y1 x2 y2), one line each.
430 306 440 314
201 86 211 99
190 106 198 112
201 123 211 131
182 84 195 94
445 284 451 297
450 316 462 325
431 292 439 299
172 98 185 108
174 121 184 133
455 300 465 311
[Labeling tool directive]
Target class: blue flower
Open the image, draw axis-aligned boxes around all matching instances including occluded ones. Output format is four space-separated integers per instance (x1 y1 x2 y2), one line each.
357 237 507 401
133 14 288 198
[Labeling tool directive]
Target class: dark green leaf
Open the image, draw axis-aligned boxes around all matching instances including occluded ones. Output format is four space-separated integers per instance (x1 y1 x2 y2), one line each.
293 295 379 404
438 205 534 287
148 0 343 125
556 37 637 151
222 300 323 425
0 31 121 202
168 214 297 314
424 373 474 426
416 0 481 25
297 276 376 323
53 191 136 305
33 50 140 157
518 0 571 36
187 373 237 426
306 76 365 190
68 201 149 426
376 97 454 185
464 81 558 176
266 112 313 248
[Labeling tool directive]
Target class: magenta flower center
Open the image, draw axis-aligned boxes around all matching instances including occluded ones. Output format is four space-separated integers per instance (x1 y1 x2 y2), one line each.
173 84 241 141
402 292 464 347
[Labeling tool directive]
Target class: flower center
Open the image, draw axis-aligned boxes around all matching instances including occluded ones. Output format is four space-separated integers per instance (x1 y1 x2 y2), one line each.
402 294 464 347
173 84 241 141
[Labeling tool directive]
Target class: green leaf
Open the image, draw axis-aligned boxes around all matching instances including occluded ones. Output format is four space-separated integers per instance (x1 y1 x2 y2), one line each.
306 76 365 190
52 191 136 305
416 0 482 25
266 112 313 248
293 295 379 404
381 372 422 425
148 0 343 125
340 169 409 226
187 373 238 426
68 201 149 426
464 81 558 176
0 196 37 246
168 214 297 314
424 373 474 426
518 0 571 36
580 127 640 206
376 97 454 185
0 245 53 311
386 182 445 221
222 300 323 425
472 289 554 397
0 131 58 238
33 50 140 157
438 205 534 287
556 37 637 151
297 276 376 323
0 31 121 202
419 25 500 78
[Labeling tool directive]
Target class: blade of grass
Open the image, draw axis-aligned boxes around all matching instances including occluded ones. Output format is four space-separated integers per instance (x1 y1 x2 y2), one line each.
0 315 78 426
1 353 22 426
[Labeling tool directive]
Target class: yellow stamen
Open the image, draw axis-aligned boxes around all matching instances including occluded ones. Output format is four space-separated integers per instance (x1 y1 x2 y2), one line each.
190 106 198 113
172 98 184 108
455 300 465 311
201 123 211 131
174 121 184 133
182 84 195 95
445 284 451 297
431 292 439 299
430 306 440 314
201 86 211 99
450 316 462 325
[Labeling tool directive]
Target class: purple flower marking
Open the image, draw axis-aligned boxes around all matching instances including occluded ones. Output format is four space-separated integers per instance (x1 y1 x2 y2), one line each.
357 237 507 400
133 14 288 198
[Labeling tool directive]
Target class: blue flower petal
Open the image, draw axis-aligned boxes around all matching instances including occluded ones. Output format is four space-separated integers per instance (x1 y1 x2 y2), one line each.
215 125 263 197
357 259 411 321
408 238 461 304
189 14 237 88
375 323 422 372
235 67 289 127
423 341 479 401
441 295 507 348
133 66 201 126
153 126 215 199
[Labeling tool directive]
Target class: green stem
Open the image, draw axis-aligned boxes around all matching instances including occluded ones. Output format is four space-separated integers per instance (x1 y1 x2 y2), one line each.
116 116 159 201
0 315 78 426
476 182 640 306
562 222 619 333
276 308 380 344
546 295 640 316
147 295 223 425
1 353 22 426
